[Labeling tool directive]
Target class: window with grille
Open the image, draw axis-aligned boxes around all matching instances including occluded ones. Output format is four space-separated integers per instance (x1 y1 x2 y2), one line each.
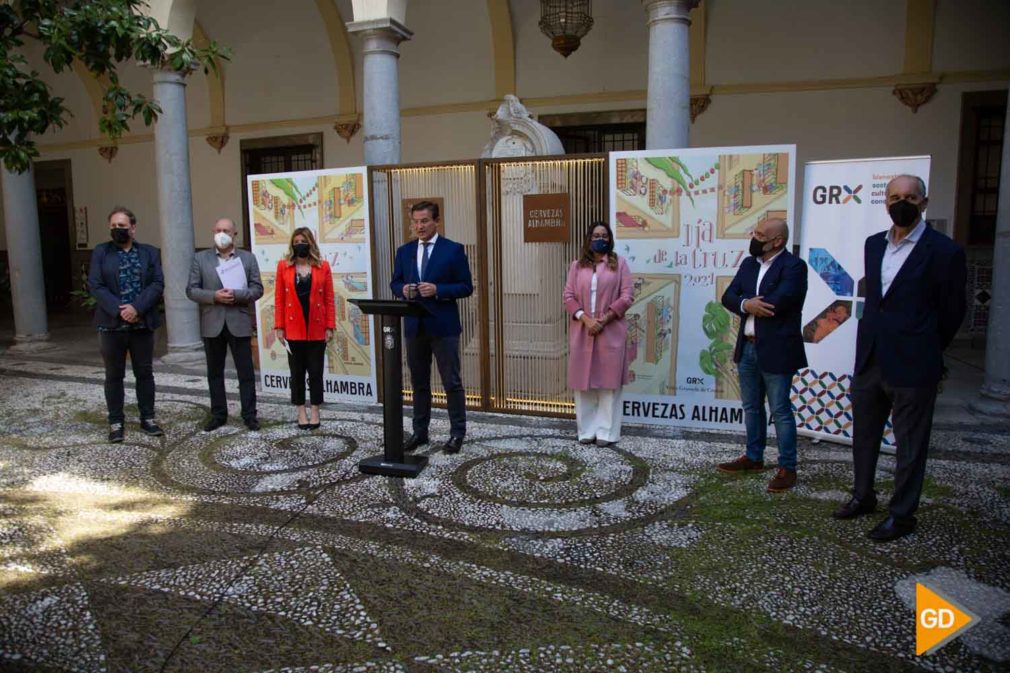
552 122 646 154
969 106 1004 245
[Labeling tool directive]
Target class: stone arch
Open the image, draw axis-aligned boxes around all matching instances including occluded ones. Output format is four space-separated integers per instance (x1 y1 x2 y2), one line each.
145 0 197 41
314 0 359 122
486 0 516 100
192 20 226 130
70 61 109 131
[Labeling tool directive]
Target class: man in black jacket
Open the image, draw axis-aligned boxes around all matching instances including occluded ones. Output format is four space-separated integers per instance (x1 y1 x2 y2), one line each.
88 206 165 443
833 175 967 542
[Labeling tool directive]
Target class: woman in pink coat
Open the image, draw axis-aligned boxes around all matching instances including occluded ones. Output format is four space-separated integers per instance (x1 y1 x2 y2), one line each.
563 221 634 446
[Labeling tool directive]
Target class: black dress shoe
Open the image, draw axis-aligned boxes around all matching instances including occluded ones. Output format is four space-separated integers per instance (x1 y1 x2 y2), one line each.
403 434 429 452
832 496 878 520
204 417 227 433
140 419 164 436
867 515 916 542
109 423 125 443
245 417 261 431
443 436 464 454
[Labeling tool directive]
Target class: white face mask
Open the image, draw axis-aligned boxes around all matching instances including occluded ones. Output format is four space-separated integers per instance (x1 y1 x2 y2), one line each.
214 232 233 249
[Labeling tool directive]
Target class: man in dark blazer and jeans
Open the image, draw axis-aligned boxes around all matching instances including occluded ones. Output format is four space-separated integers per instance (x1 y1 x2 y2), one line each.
719 217 808 493
88 206 165 443
390 201 474 454
833 175 966 542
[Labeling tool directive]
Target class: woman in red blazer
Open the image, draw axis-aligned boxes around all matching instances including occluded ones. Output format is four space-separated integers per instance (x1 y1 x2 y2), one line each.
274 227 335 429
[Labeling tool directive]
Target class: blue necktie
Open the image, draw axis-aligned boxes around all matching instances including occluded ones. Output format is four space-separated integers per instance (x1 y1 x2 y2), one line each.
420 241 431 282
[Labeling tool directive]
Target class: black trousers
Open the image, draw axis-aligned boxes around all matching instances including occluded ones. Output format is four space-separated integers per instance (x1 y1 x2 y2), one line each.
406 333 465 439
288 340 326 406
851 354 938 521
203 325 257 421
98 329 156 424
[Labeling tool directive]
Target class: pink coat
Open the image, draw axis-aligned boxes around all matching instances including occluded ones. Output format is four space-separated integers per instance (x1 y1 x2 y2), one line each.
563 256 634 391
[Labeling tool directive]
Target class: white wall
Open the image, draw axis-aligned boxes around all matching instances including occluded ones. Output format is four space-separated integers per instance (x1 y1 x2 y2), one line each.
933 0 1010 72
197 0 339 125
706 0 904 83
690 80 1007 243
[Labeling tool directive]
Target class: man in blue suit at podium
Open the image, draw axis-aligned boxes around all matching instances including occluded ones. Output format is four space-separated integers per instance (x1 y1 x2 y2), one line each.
390 201 474 454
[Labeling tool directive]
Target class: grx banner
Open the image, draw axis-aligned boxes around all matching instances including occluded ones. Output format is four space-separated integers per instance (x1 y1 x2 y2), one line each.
795 155 931 445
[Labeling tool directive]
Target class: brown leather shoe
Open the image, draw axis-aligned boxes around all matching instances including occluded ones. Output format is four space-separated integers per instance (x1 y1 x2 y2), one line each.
716 455 765 473
767 468 797 492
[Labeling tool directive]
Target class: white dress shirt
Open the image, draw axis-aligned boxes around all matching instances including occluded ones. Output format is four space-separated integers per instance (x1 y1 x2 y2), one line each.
742 249 783 337
574 263 601 321
881 219 925 296
416 233 438 279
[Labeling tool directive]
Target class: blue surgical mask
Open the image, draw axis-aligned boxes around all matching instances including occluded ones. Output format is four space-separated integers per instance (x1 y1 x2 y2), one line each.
590 239 610 253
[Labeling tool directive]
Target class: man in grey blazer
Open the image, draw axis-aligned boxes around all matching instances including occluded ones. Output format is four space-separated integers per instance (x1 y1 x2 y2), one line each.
186 218 264 431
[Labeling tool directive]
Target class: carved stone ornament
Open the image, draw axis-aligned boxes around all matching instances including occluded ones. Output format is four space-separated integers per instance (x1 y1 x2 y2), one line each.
480 94 564 159
334 119 362 142
205 134 230 152
690 94 711 123
892 83 937 113
98 145 118 163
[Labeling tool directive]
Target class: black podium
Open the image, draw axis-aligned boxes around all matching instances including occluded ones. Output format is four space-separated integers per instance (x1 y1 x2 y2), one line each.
349 299 429 477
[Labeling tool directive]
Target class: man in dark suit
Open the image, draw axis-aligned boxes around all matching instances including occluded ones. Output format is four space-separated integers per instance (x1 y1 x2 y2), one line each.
833 175 967 542
186 217 264 432
390 201 474 454
88 206 165 443
719 217 808 492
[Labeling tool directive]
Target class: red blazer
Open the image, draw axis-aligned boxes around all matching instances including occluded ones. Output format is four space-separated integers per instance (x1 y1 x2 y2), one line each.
274 260 336 341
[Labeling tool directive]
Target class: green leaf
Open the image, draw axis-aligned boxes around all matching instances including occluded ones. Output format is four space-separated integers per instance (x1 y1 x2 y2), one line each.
699 349 717 376
0 0 229 171
711 340 734 366
702 310 721 339
645 157 697 206
269 179 307 212
701 301 731 338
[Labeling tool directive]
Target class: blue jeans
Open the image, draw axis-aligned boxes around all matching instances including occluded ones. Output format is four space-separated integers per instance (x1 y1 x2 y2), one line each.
737 341 797 470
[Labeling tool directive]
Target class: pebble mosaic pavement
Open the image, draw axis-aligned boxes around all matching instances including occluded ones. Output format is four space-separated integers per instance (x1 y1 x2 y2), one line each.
0 356 1008 672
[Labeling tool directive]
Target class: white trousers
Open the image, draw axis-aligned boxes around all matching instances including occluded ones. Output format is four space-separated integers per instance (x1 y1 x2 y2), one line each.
574 388 624 443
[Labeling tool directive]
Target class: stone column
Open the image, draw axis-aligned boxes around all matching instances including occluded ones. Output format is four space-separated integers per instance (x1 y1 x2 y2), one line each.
346 18 412 165
641 0 699 150
970 84 1010 418
153 68 202 363
1 165 55 352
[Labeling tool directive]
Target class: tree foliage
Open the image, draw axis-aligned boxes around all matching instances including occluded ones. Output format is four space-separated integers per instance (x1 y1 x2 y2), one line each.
0 0 229 173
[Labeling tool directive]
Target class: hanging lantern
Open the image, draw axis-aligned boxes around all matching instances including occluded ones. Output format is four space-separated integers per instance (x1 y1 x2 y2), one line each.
539 0 594 58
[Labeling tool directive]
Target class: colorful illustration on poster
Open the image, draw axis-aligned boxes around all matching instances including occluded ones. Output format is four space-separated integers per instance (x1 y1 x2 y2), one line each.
718 153 789 238
625 274 681 395
319 173 366 243
248 166 376 404
329 273 372 376
611 145 796 431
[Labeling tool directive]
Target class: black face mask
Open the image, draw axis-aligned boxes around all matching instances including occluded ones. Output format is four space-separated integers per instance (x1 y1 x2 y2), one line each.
590 239 611 254
111 228 131 244
888 199 921 228
749 237 768 257
293 243 311 258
